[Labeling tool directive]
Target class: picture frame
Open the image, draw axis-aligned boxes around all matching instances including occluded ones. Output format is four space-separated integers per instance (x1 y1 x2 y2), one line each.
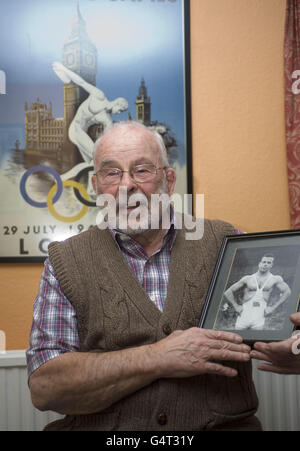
0 0 192 262
199 229 300 344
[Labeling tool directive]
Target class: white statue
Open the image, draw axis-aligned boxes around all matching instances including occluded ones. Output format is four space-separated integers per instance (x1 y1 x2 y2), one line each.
53 62 128 163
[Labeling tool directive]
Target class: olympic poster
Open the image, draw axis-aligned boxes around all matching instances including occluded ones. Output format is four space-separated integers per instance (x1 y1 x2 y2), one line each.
0 0 191 260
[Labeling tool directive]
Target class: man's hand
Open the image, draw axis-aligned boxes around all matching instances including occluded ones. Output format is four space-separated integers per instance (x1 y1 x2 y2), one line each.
264 306 274 316
251 313 300 375
151 327 251 378
234 304 243 315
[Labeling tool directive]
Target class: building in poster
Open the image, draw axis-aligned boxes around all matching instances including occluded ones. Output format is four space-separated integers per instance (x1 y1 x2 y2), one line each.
136 78 151 125
24 100 64 153
135 78 178 164
24 4 98 172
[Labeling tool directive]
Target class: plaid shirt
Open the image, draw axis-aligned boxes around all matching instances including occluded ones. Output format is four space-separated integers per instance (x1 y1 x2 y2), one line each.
26 224 177 377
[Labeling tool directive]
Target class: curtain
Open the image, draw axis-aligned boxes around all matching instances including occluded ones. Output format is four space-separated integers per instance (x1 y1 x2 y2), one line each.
285 0 300 228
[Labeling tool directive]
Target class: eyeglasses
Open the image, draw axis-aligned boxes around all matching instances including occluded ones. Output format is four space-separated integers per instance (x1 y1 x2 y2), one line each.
94 164 166 185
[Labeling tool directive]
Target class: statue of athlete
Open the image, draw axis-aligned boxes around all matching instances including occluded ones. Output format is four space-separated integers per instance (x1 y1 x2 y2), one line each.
53 61 128 163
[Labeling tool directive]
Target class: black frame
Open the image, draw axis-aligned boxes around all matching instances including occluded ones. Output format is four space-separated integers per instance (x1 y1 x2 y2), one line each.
199 229 300 343
0 0 192 263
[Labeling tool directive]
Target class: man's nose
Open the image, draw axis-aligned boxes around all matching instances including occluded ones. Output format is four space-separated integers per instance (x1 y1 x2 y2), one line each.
119 171 137 191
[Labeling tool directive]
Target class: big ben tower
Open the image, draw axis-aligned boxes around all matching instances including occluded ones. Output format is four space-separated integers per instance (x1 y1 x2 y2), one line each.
61 3 98 168
136 78 151 126
62 4 97 129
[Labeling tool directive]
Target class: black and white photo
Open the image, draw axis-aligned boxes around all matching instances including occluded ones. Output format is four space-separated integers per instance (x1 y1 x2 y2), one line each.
200 230 300 343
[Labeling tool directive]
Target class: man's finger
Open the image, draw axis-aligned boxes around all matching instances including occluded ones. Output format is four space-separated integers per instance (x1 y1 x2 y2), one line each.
250 350 272 362
254 339 293 356
252 341 283 356
208 348 250 363
253 341 270 352
290 313 300 326
204 361 238 378
208 339 250 354
203 329 243 344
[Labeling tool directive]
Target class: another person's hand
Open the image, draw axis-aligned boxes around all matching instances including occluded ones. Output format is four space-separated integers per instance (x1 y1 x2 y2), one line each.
251 313 300 375
151 327 251 378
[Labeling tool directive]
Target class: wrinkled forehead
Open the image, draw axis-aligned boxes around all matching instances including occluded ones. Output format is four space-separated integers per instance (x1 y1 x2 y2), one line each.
94 125 161 167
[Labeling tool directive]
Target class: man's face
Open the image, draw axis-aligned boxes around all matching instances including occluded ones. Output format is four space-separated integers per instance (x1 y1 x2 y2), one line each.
258 257 274 273
92 125 176 234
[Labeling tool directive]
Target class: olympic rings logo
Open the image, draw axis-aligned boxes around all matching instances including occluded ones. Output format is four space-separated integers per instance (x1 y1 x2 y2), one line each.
20 165 96 223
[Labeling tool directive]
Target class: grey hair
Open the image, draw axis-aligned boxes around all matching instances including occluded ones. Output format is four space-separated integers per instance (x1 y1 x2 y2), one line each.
92 121 169 169
261 253 275 262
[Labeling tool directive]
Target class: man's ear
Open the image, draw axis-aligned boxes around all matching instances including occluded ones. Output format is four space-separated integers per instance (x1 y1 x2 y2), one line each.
165 167 176 197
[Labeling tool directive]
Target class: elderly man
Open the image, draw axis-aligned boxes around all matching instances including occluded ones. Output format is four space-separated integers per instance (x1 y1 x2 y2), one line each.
27 121 259 431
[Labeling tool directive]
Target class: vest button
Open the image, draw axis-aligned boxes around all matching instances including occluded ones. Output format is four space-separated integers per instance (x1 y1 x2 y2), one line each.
157 413 168 426
162 324 172 335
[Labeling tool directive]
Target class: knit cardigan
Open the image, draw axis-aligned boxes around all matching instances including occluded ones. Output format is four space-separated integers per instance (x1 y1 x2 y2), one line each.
45 219 258 431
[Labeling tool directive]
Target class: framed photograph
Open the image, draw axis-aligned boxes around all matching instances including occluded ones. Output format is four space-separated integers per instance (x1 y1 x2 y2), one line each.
0 0 192 261
199 229 300 343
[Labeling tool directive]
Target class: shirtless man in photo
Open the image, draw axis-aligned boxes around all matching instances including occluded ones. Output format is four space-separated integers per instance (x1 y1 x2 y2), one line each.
223 254 291 330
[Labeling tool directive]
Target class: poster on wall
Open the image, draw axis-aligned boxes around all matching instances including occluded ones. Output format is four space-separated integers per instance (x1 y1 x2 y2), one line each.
0 0 192 261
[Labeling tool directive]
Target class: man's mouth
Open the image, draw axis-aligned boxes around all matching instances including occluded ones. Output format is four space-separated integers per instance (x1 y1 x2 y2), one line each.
119 200 147 213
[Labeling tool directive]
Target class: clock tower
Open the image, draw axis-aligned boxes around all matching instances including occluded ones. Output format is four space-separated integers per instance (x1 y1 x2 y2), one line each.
61 3 98 167
136 78 151 126
62 4 97 125
63 4 97 85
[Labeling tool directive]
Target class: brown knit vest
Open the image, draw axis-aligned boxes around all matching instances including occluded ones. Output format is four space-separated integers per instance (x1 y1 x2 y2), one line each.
45 219 258 431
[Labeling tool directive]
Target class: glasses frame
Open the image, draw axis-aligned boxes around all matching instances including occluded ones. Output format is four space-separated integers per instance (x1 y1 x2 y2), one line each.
94 165 167 185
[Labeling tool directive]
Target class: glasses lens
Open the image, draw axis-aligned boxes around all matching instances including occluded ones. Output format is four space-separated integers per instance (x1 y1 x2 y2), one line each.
132 165 156 182
98 168 121 184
